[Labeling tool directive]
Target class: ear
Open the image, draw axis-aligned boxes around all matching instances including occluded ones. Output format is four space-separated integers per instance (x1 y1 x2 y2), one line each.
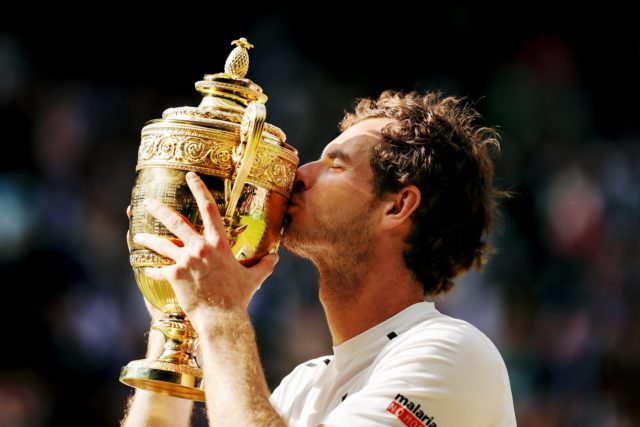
380 185 421 230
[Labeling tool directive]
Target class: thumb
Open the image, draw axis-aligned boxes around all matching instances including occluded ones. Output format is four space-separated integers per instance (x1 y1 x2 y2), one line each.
251 253 279 283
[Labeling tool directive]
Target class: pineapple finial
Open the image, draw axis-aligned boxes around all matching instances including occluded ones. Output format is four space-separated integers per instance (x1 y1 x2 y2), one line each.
224 37 254 79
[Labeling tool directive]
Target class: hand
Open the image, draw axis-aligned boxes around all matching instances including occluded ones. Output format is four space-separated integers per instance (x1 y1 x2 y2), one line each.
131 172 279 329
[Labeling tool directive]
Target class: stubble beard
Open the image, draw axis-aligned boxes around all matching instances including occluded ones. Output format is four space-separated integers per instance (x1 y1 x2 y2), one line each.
282 204 378 300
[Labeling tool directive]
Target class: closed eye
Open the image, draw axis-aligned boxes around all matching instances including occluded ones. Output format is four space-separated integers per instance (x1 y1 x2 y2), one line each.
321 148 350 171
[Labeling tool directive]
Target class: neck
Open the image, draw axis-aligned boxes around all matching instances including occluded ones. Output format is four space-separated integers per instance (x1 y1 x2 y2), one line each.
315 253 424 346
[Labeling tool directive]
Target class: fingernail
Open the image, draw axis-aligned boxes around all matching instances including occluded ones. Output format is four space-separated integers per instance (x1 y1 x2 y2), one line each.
133 233 145 242
142 199 151 207
186 172 197 181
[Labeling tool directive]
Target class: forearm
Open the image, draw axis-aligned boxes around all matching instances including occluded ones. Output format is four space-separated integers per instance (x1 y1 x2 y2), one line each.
121 389 194 427
121 329 194 427
196 309 286 427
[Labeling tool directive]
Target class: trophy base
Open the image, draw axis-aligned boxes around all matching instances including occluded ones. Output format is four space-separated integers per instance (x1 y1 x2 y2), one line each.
120 359 205 401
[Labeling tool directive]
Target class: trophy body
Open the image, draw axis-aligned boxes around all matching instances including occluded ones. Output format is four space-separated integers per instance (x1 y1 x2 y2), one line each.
119 38 298 401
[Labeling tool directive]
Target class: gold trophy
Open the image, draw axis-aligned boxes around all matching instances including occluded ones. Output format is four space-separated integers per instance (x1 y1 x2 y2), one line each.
119 38 299 401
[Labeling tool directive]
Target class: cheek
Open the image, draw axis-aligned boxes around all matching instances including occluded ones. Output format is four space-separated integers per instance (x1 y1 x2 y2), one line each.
308 175 374 216
312 187 349 212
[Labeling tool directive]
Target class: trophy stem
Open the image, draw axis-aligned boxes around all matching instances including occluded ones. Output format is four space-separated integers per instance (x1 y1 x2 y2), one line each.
119 313 205 401
154 314 199 366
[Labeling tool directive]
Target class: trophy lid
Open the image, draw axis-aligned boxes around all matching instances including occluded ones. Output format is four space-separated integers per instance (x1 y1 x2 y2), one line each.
195 37 268 107
159 37 287 144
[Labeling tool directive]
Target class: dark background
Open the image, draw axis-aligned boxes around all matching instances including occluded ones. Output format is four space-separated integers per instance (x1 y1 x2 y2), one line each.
1 6 639 426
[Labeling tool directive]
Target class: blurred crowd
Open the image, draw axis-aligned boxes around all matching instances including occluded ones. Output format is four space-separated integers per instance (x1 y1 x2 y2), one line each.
1 12 638 427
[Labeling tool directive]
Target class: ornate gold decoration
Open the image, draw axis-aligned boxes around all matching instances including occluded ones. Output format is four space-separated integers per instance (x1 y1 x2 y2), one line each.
137 124 236 178
129 250 172 267
162 106 287 142
246 142 297 195
125 359 202 377
136 123 297 198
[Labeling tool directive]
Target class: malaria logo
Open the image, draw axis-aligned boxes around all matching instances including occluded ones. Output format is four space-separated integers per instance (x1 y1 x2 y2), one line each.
386 394 437 427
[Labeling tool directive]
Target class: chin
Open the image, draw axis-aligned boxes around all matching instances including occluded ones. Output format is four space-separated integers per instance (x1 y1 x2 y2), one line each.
281 226 296 246
281 223 305 252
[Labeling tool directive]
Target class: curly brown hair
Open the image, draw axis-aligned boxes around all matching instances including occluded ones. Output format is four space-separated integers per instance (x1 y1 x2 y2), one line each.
339 90 504 296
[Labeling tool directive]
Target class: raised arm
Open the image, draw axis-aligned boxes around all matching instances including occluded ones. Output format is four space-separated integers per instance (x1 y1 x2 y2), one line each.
121 205 195 427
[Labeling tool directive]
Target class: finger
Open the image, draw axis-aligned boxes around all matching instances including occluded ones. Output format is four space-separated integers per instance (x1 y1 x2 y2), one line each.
144 266 168 281
185 172 227 244
134 233 185 262
142 198 200 245
249 253 279 284
126 205 133 252
143 298 164 321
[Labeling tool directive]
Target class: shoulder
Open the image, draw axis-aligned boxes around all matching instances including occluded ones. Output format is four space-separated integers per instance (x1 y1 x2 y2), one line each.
270 355 334 419
270 355 333 409
372 312 513 412
382 311 506 369
284 354 334 378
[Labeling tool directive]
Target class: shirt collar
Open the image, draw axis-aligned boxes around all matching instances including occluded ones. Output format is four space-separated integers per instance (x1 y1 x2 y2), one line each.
332 301 438 360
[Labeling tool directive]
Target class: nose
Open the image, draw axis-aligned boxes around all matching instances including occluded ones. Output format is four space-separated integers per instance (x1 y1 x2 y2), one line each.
292 161 318 194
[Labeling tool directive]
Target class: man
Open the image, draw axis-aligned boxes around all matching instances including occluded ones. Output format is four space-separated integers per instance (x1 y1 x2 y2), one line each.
122 90 517 426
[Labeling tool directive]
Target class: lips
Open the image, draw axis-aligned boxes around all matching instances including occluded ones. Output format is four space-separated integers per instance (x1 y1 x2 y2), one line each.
283 196 300 227
286 202 298 215
287 195 300 208
284 197 299 227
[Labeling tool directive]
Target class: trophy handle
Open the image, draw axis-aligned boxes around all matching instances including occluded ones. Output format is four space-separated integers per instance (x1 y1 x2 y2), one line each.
225 101 266 230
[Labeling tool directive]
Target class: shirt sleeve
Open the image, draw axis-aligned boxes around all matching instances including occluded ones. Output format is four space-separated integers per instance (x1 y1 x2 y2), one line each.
270 356 333 422
320 320 516 427
270 363 302 420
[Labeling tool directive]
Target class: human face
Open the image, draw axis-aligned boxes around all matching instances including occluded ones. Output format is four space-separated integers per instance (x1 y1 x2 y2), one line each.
282 118 395 263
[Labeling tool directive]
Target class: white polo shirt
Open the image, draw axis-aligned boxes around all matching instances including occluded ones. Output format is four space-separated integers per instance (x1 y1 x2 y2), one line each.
270 302 516 426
